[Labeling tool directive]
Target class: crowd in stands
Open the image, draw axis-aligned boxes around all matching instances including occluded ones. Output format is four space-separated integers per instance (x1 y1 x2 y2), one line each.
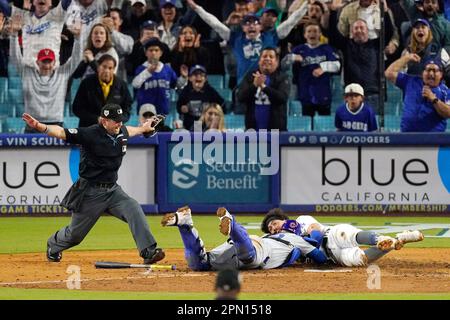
0 0 449 134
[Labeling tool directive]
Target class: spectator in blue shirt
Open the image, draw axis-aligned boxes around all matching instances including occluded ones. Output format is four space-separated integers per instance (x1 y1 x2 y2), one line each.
335 83 378 132
282 22 340 117
187 0 308 84
445 0 450 21
385 54 450 131
132 37 187 115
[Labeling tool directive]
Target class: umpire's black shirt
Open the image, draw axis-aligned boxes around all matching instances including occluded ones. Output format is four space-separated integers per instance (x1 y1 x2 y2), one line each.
64 124 129 183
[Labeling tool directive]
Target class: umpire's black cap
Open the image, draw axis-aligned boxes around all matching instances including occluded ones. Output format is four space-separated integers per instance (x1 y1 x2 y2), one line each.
101 104 125 122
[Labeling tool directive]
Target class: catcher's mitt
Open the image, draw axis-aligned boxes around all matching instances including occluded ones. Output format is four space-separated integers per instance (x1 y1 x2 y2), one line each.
144 114 166 138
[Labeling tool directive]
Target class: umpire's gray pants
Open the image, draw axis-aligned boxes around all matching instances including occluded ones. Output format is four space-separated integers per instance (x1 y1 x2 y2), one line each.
47 184 156 257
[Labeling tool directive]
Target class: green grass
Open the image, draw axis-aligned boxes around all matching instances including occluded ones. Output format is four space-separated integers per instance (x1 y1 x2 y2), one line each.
1 216 449 254
1 287 449 300
1 215 449 300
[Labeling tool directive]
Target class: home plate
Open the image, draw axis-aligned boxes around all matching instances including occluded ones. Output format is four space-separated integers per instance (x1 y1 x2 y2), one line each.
304 269 352 273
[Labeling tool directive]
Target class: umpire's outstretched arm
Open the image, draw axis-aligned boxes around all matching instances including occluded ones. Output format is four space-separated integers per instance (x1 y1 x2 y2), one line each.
22 113 157 140
22 113 67 140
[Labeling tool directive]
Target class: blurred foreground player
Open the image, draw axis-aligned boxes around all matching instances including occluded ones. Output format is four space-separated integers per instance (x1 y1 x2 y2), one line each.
22 104 165 264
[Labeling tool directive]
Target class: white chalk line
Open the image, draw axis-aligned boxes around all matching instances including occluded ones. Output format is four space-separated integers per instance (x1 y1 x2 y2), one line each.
0 272 204 287
304 269 353 273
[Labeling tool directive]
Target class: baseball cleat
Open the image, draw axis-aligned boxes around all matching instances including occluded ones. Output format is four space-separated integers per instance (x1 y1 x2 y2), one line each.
143 248 165 264
394 230 424 250
161 206 193 227
360 252 369 266
46 242 62 262
376 235 396 251
217 207 233 236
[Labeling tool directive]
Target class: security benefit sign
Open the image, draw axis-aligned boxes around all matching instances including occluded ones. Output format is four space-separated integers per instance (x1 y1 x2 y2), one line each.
281 146 450 206
166 131 278 204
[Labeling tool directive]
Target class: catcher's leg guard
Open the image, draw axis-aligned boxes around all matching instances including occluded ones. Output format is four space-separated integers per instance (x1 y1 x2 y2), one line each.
178 225 210 271
230 219 256 264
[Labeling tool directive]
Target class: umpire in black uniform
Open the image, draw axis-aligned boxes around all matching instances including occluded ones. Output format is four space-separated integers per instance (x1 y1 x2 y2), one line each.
22 104 165 265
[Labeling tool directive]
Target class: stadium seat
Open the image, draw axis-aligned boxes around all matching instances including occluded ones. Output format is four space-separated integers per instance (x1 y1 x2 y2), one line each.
5 117 25 133
223 73 230 89
170 89 178 102
64 116 79 128
208 75 224 89
225 114 245 130
218 88 233 102
70 78 81 104
0 77 8 103
7 89 24 117
0 115 6 132
288 116 312 131
127 115 139 126
383 101 399 116
313 115 335 132
383 115 401 132
8 64 20 78
288 100 302 116
8 77 22 90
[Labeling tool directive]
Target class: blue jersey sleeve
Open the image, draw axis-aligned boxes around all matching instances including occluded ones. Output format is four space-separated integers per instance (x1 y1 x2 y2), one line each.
395 72 409 91
306 248 328 264
324 44 339 62
368 108 378 132
0 0 11 16
335 106 343 130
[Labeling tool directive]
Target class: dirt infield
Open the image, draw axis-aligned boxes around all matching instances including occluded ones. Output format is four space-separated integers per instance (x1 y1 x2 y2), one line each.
0 248 449 294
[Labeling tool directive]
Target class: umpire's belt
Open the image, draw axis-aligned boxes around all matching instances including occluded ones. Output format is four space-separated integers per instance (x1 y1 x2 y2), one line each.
92 182 115 189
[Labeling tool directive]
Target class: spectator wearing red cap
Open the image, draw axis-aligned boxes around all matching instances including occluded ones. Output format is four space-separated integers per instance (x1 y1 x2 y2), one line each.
8 21 83 133
0 0 73 67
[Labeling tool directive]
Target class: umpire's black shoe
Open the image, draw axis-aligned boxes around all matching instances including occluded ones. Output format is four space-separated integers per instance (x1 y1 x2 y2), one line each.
143 248 165 264
47 243 62 262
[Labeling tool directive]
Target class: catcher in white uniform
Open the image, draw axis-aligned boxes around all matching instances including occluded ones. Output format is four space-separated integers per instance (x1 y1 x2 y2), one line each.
161 206 328 271
261 209 424 267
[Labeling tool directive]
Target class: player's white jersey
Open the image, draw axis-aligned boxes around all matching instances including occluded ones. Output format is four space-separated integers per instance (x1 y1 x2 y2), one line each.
249 233 317 269
65 0 108 47
12 2 66 67
296 215 328 236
